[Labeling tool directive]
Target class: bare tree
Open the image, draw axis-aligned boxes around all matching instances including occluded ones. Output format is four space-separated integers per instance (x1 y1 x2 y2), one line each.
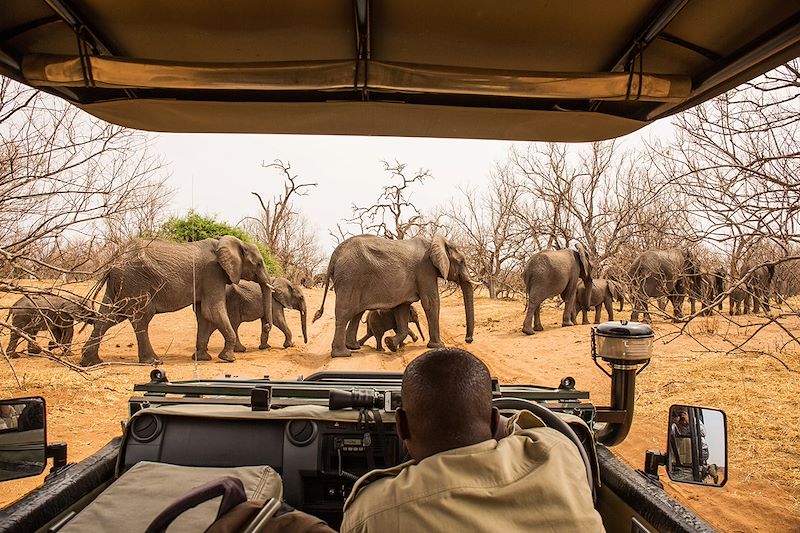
509 141 692 278
243 160 324 284
340 160 433 240
640 61 800 355
446 164 530 298
0 77 171 369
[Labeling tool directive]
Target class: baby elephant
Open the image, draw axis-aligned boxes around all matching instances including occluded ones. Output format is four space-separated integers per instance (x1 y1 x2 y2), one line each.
224 278 308 351
574 279 624 325
5 294 88 357
358 304 425 352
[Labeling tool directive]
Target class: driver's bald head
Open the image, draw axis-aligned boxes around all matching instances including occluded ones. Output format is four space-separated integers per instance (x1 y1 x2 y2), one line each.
400 348 494 459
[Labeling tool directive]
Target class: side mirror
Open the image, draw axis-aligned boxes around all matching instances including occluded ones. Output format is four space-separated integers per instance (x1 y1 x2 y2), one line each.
0 397 47 482
666 405 728 487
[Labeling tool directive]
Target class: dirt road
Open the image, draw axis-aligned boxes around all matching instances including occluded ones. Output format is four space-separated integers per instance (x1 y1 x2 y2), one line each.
1 285 798 532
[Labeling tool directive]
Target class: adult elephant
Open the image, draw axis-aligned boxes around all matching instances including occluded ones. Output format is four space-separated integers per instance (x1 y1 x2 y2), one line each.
628 248 700 322
573 278 624 325
222 277 308 351
80 237 273 366
522 244 593 334
741 262 776 314
313 235 474 357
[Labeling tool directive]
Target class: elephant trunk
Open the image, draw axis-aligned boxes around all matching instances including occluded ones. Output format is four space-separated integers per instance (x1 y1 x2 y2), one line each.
461 281 475 343
259 280 273 332
582 278 593 313
300 299 308 344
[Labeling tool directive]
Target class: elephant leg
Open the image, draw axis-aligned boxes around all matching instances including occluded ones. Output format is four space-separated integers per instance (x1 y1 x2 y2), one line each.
757 290 769 314
345 311 364 350
80 299 126 367
386 306 411 353
131 308 160 364
633 297 651 323
6 330 21 358
604 299 614 323
226 306 246 352
27 332 42 354
357 326 373 348
196 284 238 362
421 295 445 348
594 305 602 324
273 307 293 348
581 305 590 325
522 291 543 335
374 328 386 352
331 314 353 357
560 283 577 327
630 293 642 322
408 330 419 343
59 325 74 356
232 319 247 352
670 294 685 321
193 312 214 361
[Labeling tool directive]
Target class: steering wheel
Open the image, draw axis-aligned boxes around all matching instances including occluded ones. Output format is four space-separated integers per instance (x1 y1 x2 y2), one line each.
492 398 595 503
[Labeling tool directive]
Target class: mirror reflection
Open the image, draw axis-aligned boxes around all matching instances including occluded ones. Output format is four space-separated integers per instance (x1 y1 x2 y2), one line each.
0 398 47 482
667 405 727 487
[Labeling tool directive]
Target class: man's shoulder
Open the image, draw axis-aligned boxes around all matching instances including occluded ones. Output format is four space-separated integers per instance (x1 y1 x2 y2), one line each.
342 428 581 531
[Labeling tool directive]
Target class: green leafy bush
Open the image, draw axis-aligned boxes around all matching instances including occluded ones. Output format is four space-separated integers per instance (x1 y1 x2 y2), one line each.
158 212 281 274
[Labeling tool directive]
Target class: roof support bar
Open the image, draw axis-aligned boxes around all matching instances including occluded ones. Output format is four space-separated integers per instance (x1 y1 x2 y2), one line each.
353 0 372 97
42 0 116 56
608 0 690 72
647 12 800 119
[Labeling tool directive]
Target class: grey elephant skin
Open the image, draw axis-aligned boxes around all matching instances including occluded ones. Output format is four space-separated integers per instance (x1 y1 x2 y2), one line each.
314 235 475 357
5 294 90 357
80 236 273 366
358 304 426 352
741 262 775 314
221 278 308 351
574 279 624 325
691 268 726 315
522 245 593 334
729 286 751 315
628 248 700 322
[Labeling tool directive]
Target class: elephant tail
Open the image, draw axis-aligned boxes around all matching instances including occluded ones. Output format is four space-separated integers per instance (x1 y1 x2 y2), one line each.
313 258 334 323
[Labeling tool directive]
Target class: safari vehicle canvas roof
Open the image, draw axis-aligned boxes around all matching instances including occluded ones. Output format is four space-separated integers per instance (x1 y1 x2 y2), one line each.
2 1 799 141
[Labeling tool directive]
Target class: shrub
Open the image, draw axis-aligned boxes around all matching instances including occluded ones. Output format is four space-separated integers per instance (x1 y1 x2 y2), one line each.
158 212 281 275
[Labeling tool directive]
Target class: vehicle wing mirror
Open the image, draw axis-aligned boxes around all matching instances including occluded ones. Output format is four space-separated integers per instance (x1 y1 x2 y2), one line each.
0 397 47 482
666 404 727 487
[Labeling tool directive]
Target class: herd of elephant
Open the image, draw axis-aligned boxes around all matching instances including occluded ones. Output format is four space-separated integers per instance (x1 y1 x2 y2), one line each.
3 235 777 365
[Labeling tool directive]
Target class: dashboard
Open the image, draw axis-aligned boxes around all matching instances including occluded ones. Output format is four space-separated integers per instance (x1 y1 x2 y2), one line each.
120 410 403 528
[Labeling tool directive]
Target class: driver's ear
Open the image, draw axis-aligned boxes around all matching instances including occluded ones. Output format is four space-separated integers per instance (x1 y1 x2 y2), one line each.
397 407 411 442
490 407 502 439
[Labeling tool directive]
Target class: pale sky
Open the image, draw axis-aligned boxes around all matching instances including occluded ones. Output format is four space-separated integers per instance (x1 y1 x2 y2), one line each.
153 119 676 254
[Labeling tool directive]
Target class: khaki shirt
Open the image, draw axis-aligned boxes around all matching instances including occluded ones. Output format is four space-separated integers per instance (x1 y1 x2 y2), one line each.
341 417 605 533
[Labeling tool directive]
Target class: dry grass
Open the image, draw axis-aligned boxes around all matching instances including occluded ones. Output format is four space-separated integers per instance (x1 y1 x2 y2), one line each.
2 282 800 526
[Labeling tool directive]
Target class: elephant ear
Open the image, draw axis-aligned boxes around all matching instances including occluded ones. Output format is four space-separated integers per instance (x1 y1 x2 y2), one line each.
429 236 450 280
273 282 292 309
215 236 243 284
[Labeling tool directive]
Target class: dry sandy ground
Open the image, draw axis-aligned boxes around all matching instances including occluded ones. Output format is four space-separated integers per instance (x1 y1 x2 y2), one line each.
1 284 799 532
